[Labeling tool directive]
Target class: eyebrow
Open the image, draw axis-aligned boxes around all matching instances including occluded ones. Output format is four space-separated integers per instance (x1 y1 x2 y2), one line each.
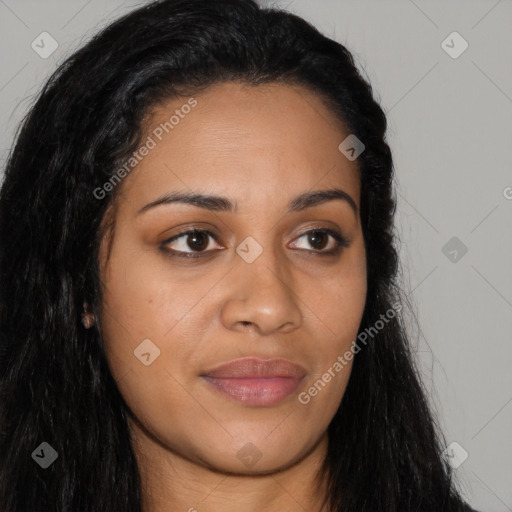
136 187 358 217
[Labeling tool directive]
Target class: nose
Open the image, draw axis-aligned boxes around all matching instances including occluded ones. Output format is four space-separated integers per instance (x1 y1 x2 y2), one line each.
220 247 303 336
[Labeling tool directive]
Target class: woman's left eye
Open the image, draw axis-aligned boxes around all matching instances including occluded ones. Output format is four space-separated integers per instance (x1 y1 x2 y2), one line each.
160 228 349 259
291 228 350 255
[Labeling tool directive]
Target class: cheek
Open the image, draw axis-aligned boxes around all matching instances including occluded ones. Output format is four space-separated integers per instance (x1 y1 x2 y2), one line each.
98 245 176 383
98 252 209 445
300 253 366 404
308 253 367 344
99 242 225 396
294 300 364 427
100 242 194 341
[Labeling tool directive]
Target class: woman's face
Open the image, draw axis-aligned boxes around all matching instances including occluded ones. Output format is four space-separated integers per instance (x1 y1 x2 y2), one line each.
99 81 367 474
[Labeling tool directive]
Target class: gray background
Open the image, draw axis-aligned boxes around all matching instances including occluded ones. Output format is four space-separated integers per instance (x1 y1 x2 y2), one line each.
1 1 511 510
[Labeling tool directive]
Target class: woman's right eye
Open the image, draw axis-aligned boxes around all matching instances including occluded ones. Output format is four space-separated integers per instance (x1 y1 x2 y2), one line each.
161 229 223 258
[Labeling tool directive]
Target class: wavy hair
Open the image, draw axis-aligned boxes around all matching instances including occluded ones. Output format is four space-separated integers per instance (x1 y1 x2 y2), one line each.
0 0 471 510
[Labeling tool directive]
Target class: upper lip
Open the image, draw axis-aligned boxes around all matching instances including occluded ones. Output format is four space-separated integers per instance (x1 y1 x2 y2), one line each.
201 357 307 379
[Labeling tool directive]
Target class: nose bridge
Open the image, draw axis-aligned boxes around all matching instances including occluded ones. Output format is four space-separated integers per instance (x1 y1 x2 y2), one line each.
240 235 286 291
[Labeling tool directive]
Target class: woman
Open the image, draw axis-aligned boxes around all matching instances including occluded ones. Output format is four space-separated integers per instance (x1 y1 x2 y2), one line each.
0 0 479 511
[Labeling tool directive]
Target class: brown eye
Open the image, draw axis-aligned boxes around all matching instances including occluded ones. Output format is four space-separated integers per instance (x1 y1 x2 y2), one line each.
291 228 349 255
307 230 329 250
161 229 222 257
186 231 210 251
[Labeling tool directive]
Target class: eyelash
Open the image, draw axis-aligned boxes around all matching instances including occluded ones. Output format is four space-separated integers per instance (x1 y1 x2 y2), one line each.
160 227 350 259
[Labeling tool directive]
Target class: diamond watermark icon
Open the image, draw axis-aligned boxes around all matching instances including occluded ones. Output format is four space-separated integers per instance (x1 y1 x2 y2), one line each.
134 338 161 366
32 442 58 469
31 32 59 59
441 31 468 59
236 442 262 467
442 236 468 263
338 134 365 161
236 236 263 263
443 441 469 469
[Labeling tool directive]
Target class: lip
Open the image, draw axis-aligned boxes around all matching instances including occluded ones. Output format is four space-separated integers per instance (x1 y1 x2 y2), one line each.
200 357 307 406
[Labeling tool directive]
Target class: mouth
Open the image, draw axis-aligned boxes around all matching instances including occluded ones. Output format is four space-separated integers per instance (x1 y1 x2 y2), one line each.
200 357 307 406
200 375 305 406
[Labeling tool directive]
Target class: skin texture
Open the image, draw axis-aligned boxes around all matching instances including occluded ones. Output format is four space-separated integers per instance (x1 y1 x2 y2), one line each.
98 81 367 512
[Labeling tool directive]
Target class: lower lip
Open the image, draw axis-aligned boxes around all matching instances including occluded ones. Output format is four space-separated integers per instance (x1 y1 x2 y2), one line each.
201 376 304 406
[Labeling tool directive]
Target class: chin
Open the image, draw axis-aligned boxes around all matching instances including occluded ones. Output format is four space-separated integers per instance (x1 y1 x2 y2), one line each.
201 451 302 476
189 434 315 476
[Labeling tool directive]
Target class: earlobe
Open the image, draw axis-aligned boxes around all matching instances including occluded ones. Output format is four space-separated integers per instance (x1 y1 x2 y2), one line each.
81 302 96 329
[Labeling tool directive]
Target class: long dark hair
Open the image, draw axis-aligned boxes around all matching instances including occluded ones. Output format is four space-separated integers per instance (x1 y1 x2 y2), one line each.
0 1 471 510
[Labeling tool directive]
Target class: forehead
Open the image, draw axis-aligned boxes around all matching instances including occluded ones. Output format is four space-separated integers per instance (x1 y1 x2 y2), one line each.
119 81 360 211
